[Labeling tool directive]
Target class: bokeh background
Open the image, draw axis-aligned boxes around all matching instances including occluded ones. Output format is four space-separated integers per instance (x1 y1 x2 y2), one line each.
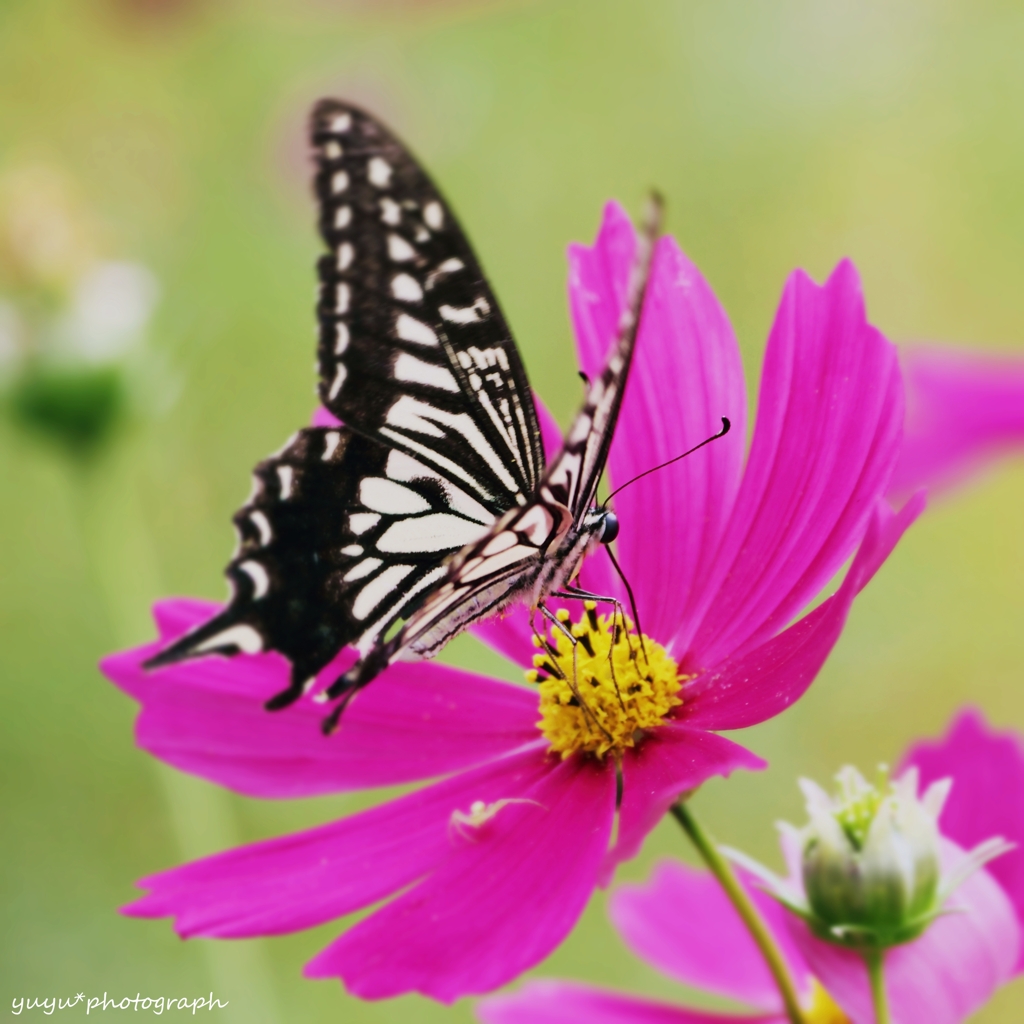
3 0 1024 1021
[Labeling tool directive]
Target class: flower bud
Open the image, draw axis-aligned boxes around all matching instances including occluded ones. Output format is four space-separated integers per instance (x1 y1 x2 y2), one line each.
799 766 944 947
724 764 1013 953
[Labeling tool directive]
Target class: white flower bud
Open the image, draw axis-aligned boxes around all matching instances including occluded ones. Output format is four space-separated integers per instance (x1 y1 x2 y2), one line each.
799 766 945 946
724 765 1013 952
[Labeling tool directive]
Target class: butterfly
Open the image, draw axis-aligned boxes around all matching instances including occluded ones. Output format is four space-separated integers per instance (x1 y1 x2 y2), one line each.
147 99 661 731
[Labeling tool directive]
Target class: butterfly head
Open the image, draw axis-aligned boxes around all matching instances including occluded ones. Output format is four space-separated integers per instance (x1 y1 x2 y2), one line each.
598 508 619 545
580 506 620 557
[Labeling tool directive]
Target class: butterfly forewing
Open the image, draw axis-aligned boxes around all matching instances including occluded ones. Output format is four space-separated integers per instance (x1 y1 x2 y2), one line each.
545 341 636 524
312 100 543 510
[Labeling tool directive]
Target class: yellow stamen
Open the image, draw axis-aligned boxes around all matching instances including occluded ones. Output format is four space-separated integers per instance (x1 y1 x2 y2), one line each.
805 979 851 1024
531 602 684 759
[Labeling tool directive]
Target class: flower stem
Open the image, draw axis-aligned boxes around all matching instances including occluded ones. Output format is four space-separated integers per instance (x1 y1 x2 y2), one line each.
864 948 890 1024
671 799 808 1024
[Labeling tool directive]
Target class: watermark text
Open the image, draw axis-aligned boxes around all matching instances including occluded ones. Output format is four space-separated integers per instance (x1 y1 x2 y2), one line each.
11 993 228 1016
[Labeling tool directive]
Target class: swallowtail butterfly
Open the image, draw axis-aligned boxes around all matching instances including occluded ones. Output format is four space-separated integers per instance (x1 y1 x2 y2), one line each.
147 100 661 729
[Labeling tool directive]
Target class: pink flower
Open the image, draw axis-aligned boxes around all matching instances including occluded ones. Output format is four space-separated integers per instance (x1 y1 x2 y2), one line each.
101 203 914 1002
478 710 1024 1024
889 345 1024 497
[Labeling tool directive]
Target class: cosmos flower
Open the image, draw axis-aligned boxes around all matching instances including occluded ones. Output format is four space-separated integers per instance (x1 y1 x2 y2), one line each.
101 203 914 1002
888 345 1024 498
478 709 1024 1024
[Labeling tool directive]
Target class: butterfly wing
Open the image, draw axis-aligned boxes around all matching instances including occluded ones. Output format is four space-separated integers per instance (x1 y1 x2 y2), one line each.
146 100 546 703
312 99 544 507
146 427 499 704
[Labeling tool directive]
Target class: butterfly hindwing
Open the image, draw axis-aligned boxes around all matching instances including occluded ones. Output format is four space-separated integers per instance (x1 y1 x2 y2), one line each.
311 100 544 511
147 426 496 701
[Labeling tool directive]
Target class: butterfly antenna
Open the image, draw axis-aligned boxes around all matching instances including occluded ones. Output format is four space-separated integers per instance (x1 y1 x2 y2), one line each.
603 544 648 666
605 417 731 504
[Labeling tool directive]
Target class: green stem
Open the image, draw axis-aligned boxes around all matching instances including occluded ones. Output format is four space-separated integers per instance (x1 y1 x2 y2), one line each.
864 948 890 1024
671 800 808 1024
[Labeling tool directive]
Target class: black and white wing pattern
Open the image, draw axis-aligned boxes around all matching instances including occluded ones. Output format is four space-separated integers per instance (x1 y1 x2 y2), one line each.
148 97 662 724
147 100 544 704
328 197 663 709
147 426 502 705
312 100 543 508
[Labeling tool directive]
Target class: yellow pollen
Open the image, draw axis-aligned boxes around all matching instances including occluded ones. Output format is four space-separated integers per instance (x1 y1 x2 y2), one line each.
804 979 851 1024
530 602 684 759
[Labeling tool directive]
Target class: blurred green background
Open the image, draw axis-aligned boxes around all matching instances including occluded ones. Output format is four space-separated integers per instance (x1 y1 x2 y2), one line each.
2 0 1023 1020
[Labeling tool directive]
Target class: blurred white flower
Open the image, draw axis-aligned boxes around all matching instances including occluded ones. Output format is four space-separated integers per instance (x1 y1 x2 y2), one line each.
0 160 169 450
58 261 160 364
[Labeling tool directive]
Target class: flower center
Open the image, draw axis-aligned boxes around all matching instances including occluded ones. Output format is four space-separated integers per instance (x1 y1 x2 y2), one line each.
527 603 683 759
832 765 891 850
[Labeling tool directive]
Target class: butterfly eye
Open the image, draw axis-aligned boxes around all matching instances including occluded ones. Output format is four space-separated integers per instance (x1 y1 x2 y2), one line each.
600 511 619 545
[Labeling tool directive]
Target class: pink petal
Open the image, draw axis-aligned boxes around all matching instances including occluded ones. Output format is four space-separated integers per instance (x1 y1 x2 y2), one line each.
305 753 616 1002
101 600 539 797
311 405 343 427
890 346 1024 497
900 708 1024 968
605 725 766 879
567 204 748 645
683 262 904 669
568 202 636 378
152 596 223 640
469 601 538 670
610 860 810 1013
682 493 924 732
534 389 566 462
478 980 785 1024
789 840 1021 1024
124 744 550 938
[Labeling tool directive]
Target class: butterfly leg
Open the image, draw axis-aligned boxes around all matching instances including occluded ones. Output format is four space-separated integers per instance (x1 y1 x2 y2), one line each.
599 546 651 667
539 602 583 694
529 606 568 681
552 586 637 711
555 581 649 667
534 603 612 744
